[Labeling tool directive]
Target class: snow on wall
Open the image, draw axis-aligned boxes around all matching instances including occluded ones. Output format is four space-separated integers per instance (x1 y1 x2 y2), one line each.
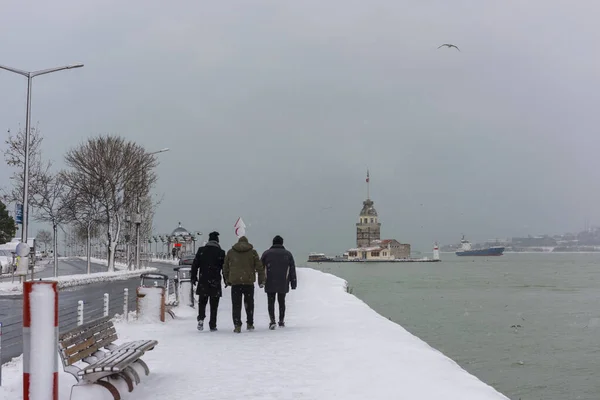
137 287 163 323
0 267 158 296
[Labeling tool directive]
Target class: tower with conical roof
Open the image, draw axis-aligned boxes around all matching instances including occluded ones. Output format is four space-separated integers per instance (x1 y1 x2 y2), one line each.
356 170 381 247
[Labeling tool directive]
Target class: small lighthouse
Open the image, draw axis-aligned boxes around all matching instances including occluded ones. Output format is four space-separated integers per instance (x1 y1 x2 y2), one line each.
433 243 440 261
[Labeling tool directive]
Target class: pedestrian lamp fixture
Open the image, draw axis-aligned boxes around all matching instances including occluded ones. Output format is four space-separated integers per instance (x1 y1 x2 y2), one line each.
0 62 84 278
192 232 202 253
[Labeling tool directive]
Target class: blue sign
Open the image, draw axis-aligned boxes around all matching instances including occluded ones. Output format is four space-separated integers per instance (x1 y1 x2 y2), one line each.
15 204 23 224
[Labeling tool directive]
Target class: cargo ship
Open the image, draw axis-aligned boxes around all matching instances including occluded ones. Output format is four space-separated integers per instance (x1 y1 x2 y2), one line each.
455 236 504 256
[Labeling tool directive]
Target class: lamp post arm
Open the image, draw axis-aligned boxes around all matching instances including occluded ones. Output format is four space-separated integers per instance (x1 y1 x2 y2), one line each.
0 64 29 77
31 64 84 78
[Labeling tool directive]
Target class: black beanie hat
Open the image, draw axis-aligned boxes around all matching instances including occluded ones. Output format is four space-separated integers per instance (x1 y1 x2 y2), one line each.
209 231 219 242
273 235 284 245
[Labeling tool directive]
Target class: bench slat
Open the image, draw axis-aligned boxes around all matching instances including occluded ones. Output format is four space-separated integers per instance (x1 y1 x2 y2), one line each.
79 350 141 375
66 334 118 365
62 327 117 358
113 340 158 354
59 320 114 348
59 316 111 341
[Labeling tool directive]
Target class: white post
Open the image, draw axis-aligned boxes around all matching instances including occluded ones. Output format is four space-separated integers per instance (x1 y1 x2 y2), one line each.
77 300 84 326
103 293 109 317
23 281 59 400
123 288 129 321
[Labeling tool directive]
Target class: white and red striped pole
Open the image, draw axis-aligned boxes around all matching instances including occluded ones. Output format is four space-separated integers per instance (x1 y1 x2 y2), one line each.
23 281 58 400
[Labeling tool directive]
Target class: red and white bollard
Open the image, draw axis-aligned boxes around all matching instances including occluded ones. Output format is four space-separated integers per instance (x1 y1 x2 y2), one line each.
23 281 58 400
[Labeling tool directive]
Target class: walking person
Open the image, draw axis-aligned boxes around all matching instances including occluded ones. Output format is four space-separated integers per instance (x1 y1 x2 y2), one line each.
223 236 265 333
261 235 297 329
191 231 225 332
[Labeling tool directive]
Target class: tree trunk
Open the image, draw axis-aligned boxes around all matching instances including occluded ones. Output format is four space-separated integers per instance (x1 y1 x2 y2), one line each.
53 222 58 278
86 221 92 274
106 213 122 272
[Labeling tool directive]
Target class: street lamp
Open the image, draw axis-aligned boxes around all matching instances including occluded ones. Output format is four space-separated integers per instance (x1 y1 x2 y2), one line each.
192 232 202 253
0 62 84 279
134 147 169 270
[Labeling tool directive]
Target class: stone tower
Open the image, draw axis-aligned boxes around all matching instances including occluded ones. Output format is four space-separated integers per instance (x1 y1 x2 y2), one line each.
356 170 381 247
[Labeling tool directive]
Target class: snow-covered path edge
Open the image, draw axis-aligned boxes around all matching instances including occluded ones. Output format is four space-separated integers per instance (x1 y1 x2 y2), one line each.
0 267 508 400
0 266 158 295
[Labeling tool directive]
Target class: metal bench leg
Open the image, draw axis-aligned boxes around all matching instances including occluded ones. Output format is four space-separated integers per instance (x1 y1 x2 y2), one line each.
117 372 134 392
124 365 141 385
94 379 121 400
135 358 150 376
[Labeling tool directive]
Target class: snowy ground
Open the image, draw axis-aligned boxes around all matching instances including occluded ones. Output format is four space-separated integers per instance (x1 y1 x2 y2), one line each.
0 268 508 399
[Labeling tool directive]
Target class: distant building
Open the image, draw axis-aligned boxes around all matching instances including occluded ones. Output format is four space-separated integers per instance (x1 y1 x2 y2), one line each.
348 239 411 261
347 171 410 260
356 198 381 247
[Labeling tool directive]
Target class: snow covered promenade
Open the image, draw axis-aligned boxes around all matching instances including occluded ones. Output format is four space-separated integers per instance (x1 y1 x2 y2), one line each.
0 268 507 399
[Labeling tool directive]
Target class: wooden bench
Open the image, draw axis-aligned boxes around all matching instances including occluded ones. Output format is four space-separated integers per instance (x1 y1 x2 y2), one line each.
58 316 158 400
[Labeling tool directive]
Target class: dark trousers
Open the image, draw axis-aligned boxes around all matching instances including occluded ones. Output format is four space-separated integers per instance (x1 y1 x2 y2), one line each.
231 285 254 326
198 295 220 329
267 293 286 322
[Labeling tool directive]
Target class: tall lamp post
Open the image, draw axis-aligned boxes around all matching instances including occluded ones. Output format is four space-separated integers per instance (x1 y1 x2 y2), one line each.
0 62 84 280
135 147 169 270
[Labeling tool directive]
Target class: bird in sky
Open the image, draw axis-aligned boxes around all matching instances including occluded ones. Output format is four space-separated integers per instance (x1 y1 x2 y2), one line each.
438 43 460 51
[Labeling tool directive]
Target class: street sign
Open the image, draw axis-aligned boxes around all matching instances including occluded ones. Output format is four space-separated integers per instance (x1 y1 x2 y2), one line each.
15 204 23 224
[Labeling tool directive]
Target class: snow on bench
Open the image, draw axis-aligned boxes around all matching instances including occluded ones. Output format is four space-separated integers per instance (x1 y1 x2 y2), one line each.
58 316 157 400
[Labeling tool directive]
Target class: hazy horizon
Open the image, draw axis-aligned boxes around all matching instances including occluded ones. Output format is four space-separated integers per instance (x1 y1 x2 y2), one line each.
2 1 599 256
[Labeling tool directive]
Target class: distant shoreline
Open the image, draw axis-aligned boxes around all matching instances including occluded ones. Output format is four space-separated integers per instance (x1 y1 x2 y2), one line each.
439 251 600 254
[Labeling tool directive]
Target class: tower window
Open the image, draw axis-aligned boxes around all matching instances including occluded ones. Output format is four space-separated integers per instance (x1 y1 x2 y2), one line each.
370 218 374 223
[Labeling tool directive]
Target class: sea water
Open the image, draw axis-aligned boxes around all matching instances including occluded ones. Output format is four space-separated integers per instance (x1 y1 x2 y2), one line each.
309 253 600 400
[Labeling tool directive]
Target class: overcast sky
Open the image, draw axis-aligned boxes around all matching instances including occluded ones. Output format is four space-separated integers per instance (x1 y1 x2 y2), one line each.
1 1 599 256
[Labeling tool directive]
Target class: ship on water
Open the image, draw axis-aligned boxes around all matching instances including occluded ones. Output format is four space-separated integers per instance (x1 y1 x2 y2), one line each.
455 235 505 256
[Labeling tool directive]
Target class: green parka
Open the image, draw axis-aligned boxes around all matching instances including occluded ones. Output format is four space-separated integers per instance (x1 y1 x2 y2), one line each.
223 236 266 286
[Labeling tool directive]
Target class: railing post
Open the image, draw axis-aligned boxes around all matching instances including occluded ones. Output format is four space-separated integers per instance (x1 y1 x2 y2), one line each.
23 281 59 400
103 293 109 317
77 300 84 326
124 288 129 321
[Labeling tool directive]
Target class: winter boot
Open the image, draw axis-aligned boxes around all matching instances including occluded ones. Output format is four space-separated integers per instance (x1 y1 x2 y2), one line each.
197 320 204 331
233 325 241 333
269 321 276 330
278 321 285 328
246 323 255 331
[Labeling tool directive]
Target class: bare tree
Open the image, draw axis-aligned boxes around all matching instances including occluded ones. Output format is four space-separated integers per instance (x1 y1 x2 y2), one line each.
62 182 104 274
34 172 72 277
2 125 52 215
63 135 158 272
36 229 52 251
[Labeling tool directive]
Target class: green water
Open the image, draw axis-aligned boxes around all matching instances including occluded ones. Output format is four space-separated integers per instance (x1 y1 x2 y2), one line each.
307 253 600 400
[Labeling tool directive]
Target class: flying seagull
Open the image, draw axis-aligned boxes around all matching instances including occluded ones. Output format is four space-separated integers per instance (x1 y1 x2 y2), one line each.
438 43 460 51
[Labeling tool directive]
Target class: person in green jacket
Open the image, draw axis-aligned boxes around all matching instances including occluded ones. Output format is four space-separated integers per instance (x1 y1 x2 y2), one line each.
223 236 266 333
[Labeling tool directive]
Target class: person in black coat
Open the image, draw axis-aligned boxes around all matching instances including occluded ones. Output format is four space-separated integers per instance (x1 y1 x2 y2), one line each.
191 231 225 331
260 235 297 329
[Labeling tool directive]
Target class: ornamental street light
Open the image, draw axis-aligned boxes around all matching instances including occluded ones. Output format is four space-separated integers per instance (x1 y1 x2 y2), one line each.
0 62 84 280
